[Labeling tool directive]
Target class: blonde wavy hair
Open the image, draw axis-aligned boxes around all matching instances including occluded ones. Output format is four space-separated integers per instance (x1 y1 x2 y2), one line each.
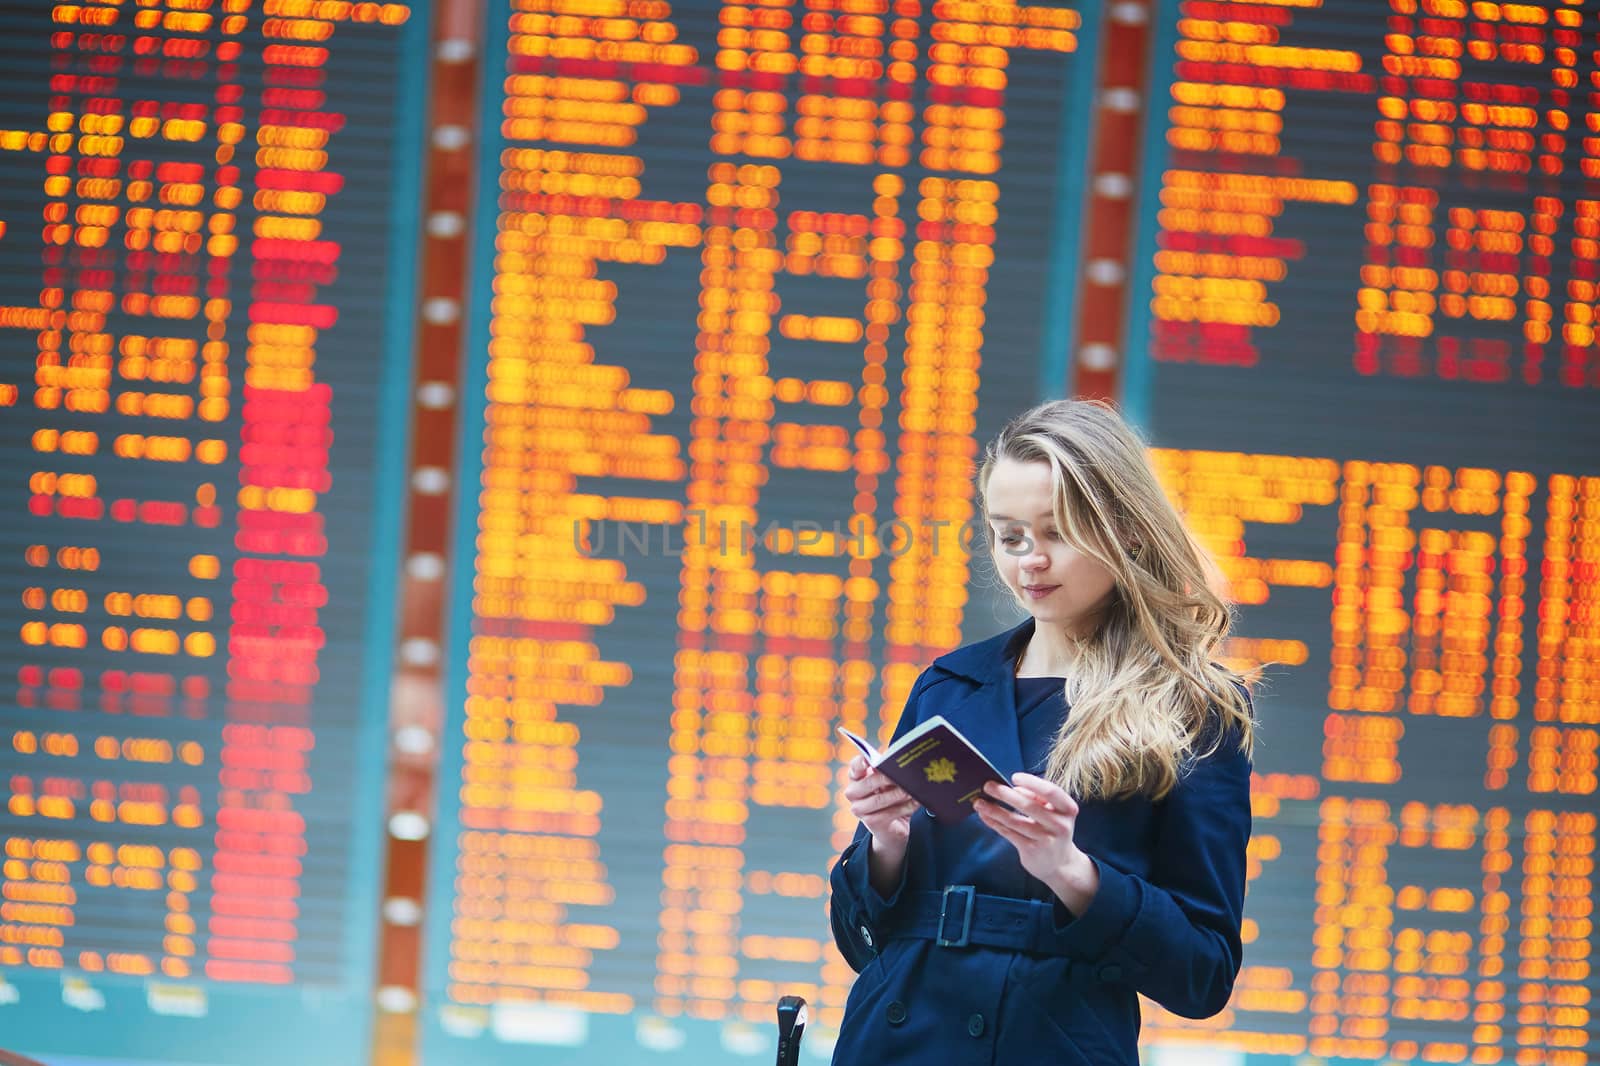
977 398 1257 801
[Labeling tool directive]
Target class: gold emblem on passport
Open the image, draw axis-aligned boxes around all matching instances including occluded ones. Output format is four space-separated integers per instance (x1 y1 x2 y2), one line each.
924 757 956 783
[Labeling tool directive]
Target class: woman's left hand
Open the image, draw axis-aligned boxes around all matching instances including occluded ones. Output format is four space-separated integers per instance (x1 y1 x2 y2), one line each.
974 772 1100 915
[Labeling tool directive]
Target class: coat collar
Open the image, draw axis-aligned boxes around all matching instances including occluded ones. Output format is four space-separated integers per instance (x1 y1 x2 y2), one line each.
926 614 1034 783
930 614 1035 685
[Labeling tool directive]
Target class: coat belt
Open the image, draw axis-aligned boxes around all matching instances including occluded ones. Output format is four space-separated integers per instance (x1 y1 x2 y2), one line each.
879 885 1088 963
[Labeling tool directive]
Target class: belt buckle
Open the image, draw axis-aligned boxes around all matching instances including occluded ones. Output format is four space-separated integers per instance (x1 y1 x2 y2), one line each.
936 884 975 947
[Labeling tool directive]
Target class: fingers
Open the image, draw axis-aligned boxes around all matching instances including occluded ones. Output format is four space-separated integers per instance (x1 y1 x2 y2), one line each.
843 761 919 833
981 780 1072 837
974 796 1045 843
1010 772 1079 816
852 788 907 817
841 772 871 800
852 786 918 820
843 770 908 804
861 797 921 827
982 780 1049 817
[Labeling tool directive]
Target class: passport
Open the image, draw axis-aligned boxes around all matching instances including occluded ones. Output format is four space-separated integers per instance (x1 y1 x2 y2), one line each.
839 715 1012 823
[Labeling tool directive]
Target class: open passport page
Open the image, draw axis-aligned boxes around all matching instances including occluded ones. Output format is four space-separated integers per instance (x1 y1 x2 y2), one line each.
838 715 1012 822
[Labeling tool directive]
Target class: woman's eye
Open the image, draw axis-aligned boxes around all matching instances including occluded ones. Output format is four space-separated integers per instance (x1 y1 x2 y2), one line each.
995 528 1055 545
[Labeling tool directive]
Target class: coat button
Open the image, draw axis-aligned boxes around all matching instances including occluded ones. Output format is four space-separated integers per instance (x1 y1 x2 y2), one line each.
1098 964 1123 982
886 1000 907 1025
966 1012 985 1037
858 924 874 948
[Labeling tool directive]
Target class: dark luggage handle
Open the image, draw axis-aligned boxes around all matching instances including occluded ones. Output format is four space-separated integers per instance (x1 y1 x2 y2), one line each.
775 993 807 1066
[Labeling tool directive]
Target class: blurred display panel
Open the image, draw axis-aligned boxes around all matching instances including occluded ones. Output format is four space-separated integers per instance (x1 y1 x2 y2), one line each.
0 3 423 1064
1128 0 1600 1063
421 0 1099 1061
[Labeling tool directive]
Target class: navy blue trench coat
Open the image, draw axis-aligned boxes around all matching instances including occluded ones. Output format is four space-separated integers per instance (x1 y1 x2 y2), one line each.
828 616 1253 1065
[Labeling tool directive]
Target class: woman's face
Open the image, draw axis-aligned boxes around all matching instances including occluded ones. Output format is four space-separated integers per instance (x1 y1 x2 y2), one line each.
984 457 1118 639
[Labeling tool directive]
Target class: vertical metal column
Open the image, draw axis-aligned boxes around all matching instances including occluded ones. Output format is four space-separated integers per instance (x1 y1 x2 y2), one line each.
370 0 486 1062
1070 1 1154 401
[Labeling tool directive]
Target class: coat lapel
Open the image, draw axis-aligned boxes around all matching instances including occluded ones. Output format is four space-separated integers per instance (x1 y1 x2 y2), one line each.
928 615 1035 780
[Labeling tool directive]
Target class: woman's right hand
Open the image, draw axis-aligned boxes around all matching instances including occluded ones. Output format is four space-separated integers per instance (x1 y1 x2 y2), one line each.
844 756 920 848
845 756 920 897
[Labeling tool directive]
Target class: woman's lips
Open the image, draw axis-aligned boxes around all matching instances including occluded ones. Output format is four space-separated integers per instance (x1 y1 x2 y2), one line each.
1022 584 1058 599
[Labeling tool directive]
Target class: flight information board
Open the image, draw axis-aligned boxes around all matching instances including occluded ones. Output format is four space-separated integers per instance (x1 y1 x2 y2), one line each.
420 0 1100 1061
1126 0 1599 1062
0 3 424 1064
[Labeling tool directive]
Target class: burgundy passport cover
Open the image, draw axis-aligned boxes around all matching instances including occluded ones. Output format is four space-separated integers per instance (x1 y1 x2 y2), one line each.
839 715 1009 822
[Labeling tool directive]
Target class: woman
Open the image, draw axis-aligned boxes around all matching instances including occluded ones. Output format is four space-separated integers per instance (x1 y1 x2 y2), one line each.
828 398 1257 1065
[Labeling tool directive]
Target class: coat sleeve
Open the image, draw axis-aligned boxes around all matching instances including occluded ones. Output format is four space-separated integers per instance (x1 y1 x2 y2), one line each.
827 666 937 973
1046 699 1254 1019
